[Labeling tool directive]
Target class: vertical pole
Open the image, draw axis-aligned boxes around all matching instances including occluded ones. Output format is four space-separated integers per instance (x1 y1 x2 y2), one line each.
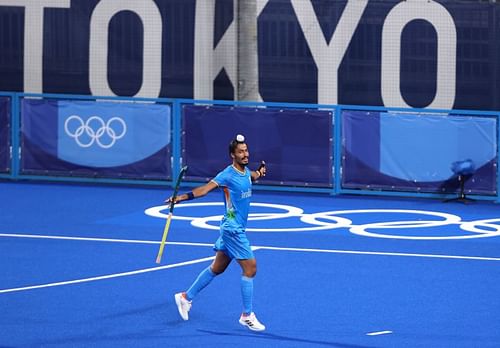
497 113 500 203
330 108 336 195
171 99 182 187
237 0 259 102
11 93 20 179
334 106 342 195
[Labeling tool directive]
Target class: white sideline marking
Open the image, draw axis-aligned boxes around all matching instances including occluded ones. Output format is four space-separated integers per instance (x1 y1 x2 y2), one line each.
0 255 215 294
2 233 500 261
259 245 500 262
366 330 393 336
1 232 500 294
0 233 213 247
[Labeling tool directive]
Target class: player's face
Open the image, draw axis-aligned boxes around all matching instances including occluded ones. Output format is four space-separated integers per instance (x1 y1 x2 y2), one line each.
232 143 249 166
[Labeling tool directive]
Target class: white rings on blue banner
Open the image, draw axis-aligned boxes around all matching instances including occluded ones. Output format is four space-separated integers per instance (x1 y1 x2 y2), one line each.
64 115 127 149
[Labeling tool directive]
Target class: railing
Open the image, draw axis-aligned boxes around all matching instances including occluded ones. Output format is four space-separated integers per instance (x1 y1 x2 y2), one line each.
0 92 498 203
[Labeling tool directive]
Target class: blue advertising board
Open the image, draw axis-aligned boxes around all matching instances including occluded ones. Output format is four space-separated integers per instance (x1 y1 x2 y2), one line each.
21 99 171 180
182 105 332 187
0 1 498 110
342 110 497 194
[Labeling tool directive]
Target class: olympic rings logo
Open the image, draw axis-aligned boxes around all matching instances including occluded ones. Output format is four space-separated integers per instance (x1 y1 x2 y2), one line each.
144 202 500 240
64 115 127 149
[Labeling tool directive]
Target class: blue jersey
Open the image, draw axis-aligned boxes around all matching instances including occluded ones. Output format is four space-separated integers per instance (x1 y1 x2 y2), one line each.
212 165 252 232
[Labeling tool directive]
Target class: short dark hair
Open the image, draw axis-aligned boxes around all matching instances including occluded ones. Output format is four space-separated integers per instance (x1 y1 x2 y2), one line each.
229 134 245 155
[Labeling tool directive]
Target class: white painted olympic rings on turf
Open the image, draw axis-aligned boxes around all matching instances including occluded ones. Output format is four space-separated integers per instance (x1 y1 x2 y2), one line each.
302 209 466 240
144 202 500 240
64 115 127 148
144 202 350 232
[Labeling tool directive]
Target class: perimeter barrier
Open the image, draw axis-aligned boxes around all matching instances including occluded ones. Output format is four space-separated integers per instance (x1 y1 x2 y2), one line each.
0 93 498 202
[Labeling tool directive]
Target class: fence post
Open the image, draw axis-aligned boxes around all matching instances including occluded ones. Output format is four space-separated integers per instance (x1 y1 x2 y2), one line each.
171 99 182 187
10 93 20 179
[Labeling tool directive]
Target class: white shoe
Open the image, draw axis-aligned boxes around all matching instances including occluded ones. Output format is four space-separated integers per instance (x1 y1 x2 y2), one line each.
174 292 192 321
239 312 266 331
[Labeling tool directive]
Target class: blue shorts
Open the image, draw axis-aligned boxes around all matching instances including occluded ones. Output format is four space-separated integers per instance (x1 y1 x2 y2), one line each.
213 229 254 260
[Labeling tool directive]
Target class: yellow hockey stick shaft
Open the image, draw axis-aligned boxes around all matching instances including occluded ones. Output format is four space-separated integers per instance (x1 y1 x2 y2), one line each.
155 165 188 264
156 212 173 264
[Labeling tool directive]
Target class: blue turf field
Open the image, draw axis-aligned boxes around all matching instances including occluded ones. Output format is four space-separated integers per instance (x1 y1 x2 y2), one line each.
1 182 500 347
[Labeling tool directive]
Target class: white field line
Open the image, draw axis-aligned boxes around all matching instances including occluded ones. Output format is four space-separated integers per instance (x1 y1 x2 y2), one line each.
1 232 500 294
0 255 215 294
2 232 500 261
0 233 213 247
366 330 393 336
259 245 500 262
2 232 500 262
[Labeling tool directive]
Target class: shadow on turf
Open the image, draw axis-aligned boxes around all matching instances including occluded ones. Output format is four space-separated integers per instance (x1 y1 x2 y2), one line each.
197 329 378 348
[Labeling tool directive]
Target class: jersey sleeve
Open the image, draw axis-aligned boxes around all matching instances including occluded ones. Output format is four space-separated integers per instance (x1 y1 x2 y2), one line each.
212 167 229 187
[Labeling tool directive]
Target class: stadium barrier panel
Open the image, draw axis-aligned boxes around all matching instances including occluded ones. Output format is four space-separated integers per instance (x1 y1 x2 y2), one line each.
1 92 499 202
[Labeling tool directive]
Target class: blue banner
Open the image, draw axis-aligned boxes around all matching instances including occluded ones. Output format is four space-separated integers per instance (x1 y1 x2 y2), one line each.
183 105 332 187
0 1 499 110
379 113 496 183
58 101 169 167
21 99 171 180
342 110 497 194
0 97 10 173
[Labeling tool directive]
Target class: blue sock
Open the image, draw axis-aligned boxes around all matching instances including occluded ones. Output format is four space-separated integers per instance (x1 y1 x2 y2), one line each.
240 276 254 315
185 266 216 301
